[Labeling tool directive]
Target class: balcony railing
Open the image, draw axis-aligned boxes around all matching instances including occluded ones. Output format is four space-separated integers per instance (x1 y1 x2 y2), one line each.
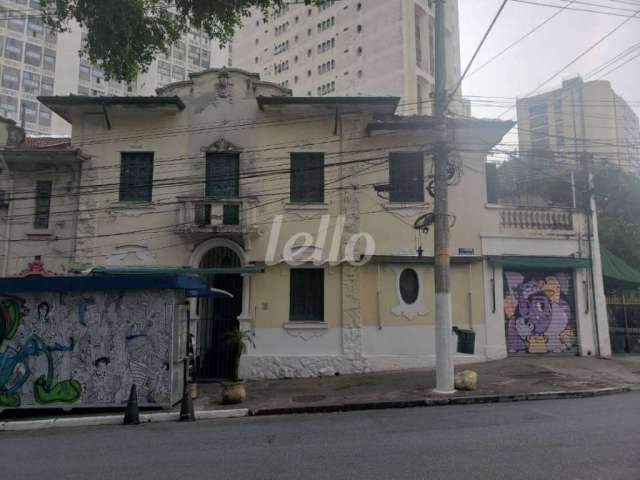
175 197 257 236
500 207 574 231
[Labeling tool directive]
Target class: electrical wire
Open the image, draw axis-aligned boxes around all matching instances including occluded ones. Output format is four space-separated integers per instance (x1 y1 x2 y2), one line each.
466 0 578 78
447 0 510 109
497 6 640 118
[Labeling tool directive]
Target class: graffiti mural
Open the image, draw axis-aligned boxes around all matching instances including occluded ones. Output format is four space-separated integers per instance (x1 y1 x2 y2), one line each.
0 296 79 407
0 290 179 409
504 270 578 354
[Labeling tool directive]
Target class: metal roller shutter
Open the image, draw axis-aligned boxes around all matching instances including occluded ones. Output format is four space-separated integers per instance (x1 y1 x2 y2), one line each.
503 269 578 355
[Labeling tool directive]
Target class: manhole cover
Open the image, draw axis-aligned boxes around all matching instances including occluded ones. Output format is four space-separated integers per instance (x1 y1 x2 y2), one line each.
292 394 326 403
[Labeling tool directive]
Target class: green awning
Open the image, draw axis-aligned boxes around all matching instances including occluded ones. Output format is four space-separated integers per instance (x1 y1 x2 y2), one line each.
86 265 265 276
601 248 640 288
366 255 483 265
487 255 591 269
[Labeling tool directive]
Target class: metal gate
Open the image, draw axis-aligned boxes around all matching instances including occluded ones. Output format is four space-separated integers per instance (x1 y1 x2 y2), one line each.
196 246 244 380
608 295 640 354
503 269 578 354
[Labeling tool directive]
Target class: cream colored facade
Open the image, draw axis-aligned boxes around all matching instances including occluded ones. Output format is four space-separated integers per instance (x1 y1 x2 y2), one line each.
229 0 466 116
0 69 611 379
517 77 640 172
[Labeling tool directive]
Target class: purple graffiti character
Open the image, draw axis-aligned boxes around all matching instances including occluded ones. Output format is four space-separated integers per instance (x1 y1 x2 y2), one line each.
519 293 553 336
545 299 570 352
507 316 533 353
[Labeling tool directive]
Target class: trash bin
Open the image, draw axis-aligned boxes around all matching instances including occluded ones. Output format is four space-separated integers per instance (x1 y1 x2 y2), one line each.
453 327 476 355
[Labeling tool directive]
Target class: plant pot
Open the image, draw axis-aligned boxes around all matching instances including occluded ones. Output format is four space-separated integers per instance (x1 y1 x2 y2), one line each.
221 380 246 405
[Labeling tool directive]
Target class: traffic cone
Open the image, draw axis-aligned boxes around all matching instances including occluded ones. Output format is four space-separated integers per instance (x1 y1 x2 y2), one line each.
179 382 195 422
123 384 140 425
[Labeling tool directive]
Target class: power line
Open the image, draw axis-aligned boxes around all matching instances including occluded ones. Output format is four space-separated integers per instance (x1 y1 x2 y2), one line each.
585 42 640 78
447 0 510 109
595 49 640 78
6 115 635 204
468 0 578 78
511 0 640 17
497 6 640 118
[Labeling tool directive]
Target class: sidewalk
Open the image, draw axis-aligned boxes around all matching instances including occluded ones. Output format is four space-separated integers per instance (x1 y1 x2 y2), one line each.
195 355 640 414
2 356 639 431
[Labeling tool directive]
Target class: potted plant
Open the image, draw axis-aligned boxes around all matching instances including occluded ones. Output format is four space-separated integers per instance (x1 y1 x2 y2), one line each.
221 327 255 404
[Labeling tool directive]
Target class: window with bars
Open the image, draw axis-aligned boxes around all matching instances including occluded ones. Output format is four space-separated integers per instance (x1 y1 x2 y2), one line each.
206 153 239 198
119 152 154 202
290 268 324 322
388 152 425 203
290 152 324 203
33 180 52 229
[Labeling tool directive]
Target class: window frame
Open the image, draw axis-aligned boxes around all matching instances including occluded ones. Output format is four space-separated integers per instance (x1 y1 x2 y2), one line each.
290 152 325 204
24 43 42 67
289 268 325 322
119 152 154 203
21 99 38 124
4 37 23 61
205 152 240 199
33 180 52 230
388 151 425 203
399 268 420 305
1 66 20 91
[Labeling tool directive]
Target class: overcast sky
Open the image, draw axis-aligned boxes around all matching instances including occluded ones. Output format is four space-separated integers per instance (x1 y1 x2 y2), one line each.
458 0 640 148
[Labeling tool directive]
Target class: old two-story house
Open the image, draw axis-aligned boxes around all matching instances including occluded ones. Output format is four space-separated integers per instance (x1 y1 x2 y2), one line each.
0 68 610 380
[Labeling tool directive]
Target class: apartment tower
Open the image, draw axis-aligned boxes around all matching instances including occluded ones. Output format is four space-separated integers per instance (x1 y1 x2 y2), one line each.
229 0 466 116
517 77 640 172
0 0 225 135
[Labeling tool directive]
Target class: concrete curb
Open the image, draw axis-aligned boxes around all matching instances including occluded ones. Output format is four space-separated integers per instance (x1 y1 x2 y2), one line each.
0 408 249 432
249 386 633 416
0 386 633 431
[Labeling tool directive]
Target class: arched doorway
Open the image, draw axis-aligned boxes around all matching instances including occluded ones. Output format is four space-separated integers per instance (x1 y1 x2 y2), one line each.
196 245 244 380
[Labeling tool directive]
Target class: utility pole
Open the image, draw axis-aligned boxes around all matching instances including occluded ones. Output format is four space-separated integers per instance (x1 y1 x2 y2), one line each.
582 153 611 358
433 0 455 394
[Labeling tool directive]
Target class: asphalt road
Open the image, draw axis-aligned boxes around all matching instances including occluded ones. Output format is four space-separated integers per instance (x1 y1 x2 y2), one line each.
2 392 640 480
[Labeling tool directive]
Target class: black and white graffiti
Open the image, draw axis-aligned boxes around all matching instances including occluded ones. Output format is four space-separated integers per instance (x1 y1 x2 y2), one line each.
0 290 178 409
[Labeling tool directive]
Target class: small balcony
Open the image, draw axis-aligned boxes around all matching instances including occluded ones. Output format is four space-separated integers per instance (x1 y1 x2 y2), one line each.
499 206 575 232
175 196 259 238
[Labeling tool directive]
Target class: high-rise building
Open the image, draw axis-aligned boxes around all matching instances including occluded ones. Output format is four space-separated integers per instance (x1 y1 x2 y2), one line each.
0 0 58 134
51 21 226 134
229 0 466 116
0 0 225 135
517 77 640 172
